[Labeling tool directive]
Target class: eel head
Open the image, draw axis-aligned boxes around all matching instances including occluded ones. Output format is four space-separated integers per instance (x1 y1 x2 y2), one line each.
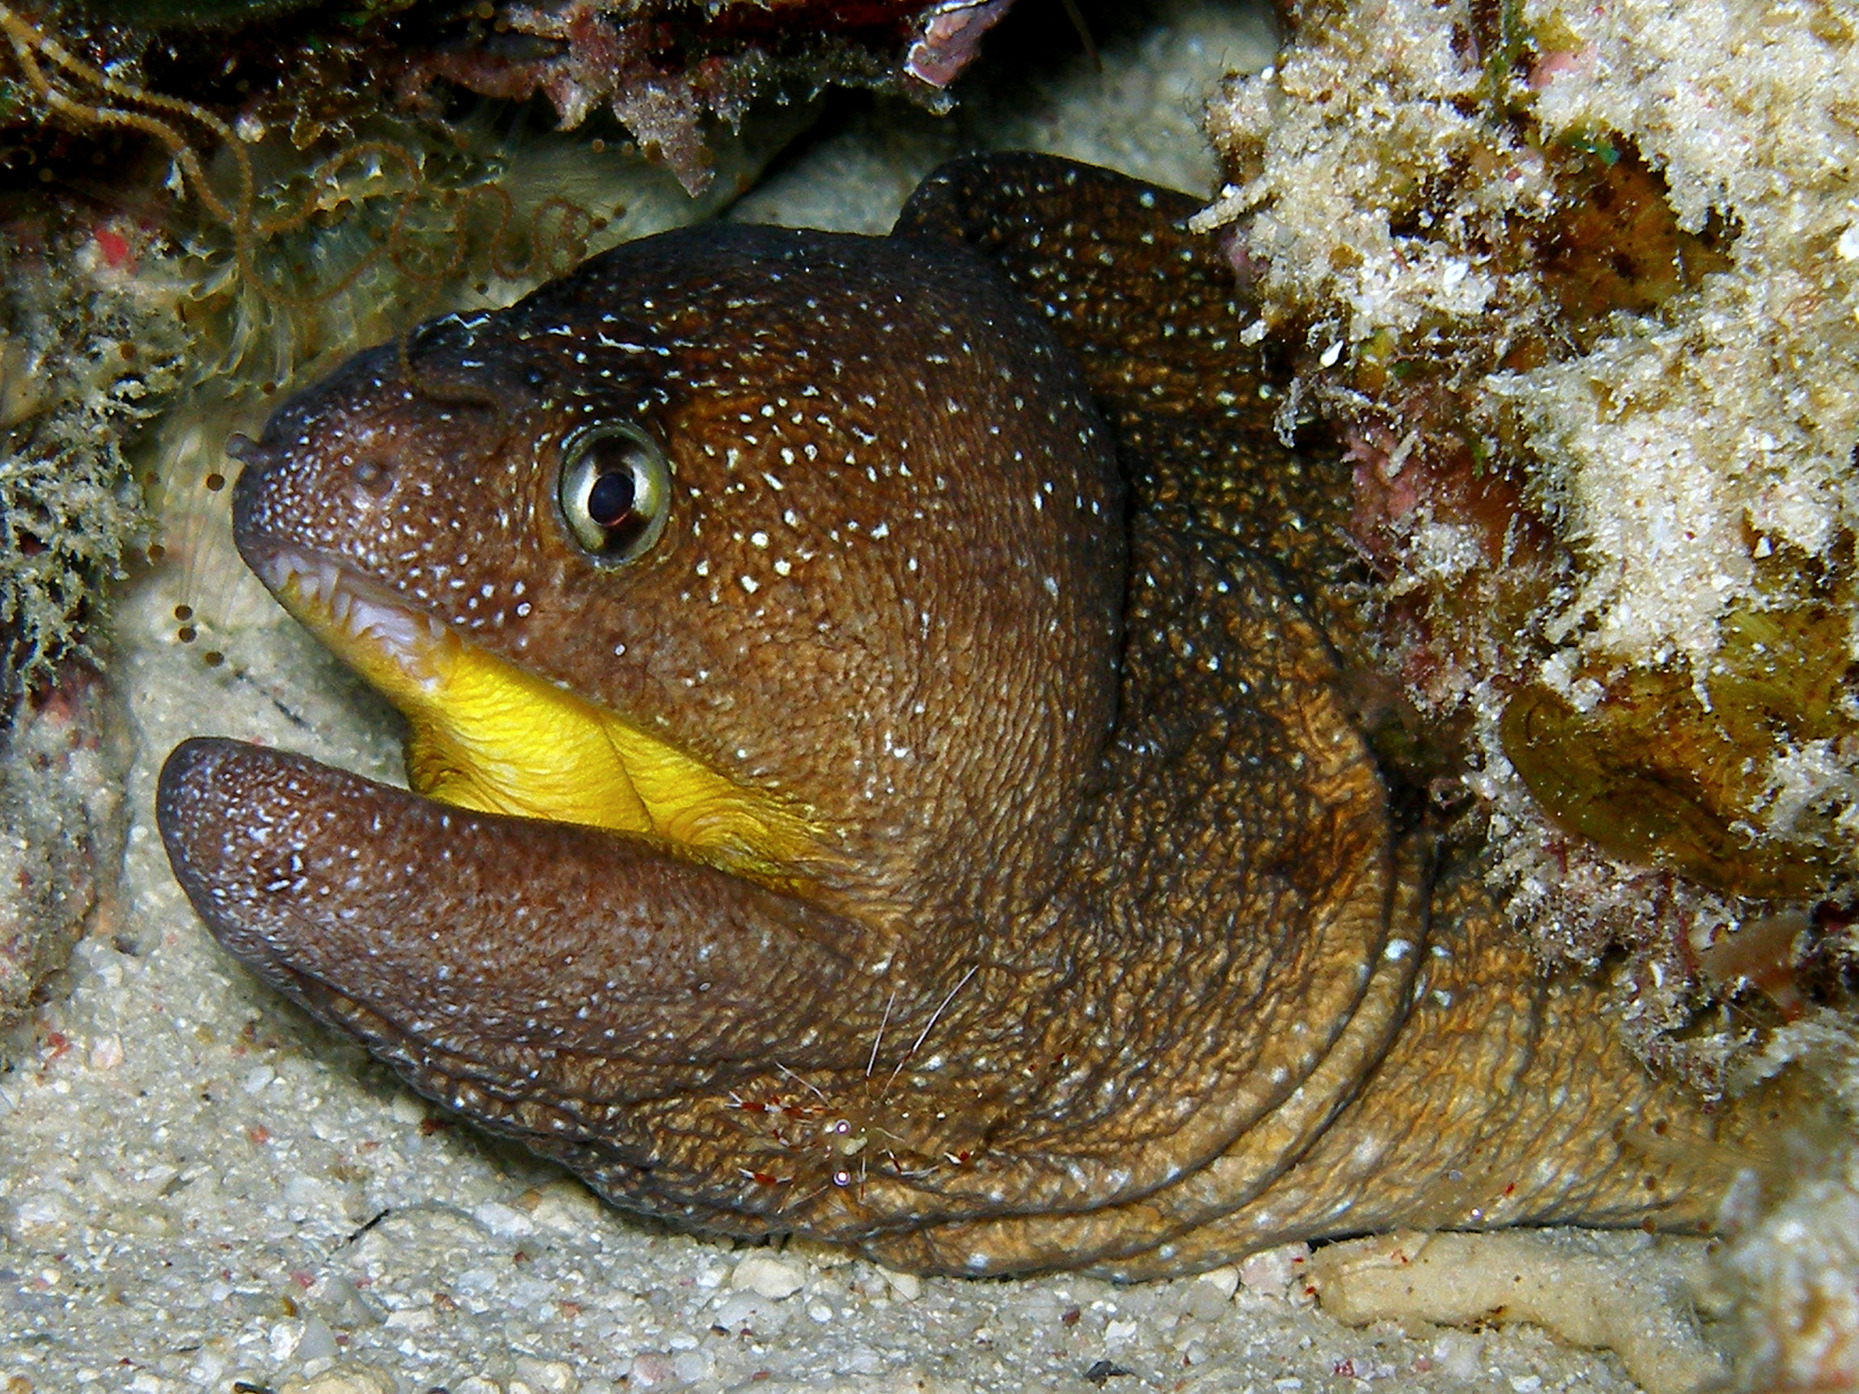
158 220 1137 1239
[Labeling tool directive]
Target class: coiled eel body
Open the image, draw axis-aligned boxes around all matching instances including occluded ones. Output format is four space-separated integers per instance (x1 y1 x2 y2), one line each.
158 154 1773 1278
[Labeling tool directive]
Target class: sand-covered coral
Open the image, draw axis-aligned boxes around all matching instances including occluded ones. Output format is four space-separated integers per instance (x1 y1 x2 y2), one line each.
1198 0 1859 1049
421 0 1026 192
0 211 186 715
0 0 1027 199
1200 5 1859 1370
1310 1229 1728 1394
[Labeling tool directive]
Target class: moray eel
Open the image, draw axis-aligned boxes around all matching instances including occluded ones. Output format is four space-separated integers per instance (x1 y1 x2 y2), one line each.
158 153 1779 1278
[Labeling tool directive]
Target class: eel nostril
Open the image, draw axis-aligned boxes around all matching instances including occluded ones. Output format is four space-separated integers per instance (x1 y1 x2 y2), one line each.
352 457 394 498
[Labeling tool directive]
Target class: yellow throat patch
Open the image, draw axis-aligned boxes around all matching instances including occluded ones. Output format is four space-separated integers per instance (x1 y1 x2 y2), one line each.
267 552 823 877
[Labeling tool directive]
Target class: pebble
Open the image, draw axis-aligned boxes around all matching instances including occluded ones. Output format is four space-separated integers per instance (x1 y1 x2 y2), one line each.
713 1290 785 1331
474 1198 537 1238
1239 1242 1310 1299
277 1366 397 1394
731 1250 809 1298
1184 1268 1239 1322
515 1357 576 1391
627 1351 679 1387
878 1265 923 1301
1432 1331 1486 1380
293 1313 339 1361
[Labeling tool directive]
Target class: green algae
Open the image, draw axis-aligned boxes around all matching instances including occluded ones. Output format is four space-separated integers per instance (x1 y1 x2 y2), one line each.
1502 592 1858 900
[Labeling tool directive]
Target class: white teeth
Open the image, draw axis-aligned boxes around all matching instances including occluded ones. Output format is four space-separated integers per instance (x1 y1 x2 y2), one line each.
265 547 449 669
345 593 429 658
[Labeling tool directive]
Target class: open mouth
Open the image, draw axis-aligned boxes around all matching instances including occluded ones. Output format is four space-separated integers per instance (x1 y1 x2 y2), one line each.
258 546 456 692
251 544 825 880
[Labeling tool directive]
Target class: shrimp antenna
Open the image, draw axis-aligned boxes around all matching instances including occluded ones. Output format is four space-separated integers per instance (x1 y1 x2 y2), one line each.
882 965 978 1100
866 985 898 1080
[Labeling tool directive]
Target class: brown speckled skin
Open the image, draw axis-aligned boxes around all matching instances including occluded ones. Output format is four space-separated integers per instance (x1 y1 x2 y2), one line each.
159 155 1774 1278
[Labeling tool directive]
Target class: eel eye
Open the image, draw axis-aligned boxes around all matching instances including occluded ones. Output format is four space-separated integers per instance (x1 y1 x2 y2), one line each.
558 423 671 564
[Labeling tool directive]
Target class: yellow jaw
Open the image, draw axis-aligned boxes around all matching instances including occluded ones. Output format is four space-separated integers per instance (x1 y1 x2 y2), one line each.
265 552 823 877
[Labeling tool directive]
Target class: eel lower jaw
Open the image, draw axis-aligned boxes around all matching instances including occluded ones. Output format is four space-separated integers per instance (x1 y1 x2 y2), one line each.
155 736 872 1086
244 542 828 880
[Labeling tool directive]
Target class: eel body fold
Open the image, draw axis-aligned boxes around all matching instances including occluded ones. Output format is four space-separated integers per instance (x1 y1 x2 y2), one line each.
158 153 1779 1279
